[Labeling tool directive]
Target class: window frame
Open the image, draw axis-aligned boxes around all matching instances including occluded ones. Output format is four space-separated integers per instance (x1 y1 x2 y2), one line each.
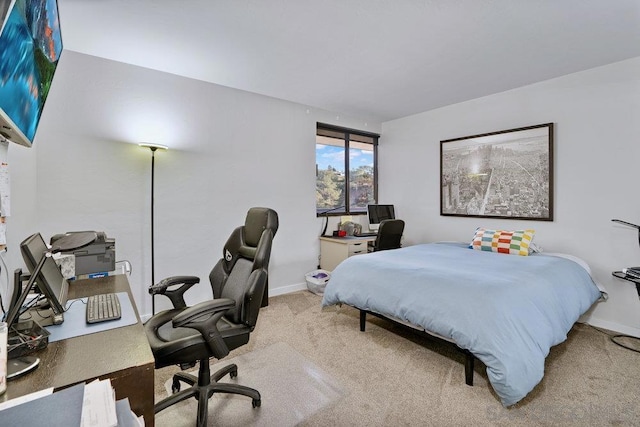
316 123 380 217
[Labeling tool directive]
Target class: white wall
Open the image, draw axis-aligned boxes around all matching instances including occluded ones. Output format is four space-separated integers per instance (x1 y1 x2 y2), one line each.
380 56 640 336
7 49 638 335
5 50 381 318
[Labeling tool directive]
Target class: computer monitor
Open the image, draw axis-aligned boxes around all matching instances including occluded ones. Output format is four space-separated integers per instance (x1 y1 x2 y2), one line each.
367 204 396 232
3 267 37 329
19 232 68 323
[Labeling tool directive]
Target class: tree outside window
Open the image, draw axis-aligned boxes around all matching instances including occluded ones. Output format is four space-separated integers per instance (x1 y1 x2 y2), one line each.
316 124 378 216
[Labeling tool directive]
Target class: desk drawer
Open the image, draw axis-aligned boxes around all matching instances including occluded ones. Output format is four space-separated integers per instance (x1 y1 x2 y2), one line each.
348 241 367 256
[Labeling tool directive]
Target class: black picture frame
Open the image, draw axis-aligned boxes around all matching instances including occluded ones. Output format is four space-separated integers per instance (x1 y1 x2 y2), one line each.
440 123 554 221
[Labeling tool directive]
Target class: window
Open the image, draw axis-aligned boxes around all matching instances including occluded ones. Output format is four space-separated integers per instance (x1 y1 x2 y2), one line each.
316 123 379 215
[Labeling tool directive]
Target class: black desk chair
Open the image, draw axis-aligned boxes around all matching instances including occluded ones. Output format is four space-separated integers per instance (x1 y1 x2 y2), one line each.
145 207 278 427
369 219 405 252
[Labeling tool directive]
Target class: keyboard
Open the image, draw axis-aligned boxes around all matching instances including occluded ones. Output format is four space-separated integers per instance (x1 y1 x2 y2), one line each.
86 293 122 324
356 231 377 237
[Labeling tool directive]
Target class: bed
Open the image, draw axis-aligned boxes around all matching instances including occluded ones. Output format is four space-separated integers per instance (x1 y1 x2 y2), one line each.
321 242 606 406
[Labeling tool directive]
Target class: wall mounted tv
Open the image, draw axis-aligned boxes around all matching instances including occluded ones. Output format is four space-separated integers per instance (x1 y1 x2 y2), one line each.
0 0 62 147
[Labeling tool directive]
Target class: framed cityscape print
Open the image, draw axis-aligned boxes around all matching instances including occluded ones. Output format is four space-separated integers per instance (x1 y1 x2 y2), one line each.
440 123 554 221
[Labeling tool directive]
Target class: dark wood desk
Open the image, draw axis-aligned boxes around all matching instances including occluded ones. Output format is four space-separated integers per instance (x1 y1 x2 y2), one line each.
0 275 156 426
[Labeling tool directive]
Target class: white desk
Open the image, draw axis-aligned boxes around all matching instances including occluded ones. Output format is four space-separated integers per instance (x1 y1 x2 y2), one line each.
319 235 376 271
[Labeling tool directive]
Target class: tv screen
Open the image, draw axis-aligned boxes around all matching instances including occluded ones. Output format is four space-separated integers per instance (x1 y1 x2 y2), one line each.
0 0 62 147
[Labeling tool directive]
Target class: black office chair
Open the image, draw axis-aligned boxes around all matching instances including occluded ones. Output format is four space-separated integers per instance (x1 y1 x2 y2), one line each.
369 219 405 252
145 207 278 427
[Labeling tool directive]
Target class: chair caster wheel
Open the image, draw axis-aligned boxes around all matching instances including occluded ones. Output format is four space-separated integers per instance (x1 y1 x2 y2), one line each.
171 380 181 394
252 399 261 408
230 369 238 379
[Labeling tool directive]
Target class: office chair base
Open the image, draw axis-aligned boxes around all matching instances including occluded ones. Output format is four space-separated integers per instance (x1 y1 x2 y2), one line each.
155 360 261 427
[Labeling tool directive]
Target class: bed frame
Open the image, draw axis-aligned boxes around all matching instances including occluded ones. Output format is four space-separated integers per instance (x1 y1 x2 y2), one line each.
359 309 476 386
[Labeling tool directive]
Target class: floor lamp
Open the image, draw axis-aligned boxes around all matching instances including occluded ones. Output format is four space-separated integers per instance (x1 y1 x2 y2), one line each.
140 143 168 315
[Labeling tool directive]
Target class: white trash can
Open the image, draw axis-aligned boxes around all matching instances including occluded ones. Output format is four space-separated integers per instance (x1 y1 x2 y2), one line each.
305 269 331 295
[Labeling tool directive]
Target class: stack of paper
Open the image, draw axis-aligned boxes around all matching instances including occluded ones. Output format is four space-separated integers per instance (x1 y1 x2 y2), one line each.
0 379 143 427
81 378 143 427
81 379 117 427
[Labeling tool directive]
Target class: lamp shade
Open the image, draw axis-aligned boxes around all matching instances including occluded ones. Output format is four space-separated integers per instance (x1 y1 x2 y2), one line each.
139 143 168 151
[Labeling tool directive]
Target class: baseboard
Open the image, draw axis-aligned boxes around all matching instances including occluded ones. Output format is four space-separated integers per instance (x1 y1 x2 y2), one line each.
269 282 308 298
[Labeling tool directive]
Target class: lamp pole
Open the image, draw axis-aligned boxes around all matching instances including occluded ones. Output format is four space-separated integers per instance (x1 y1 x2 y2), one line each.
140 143 168 315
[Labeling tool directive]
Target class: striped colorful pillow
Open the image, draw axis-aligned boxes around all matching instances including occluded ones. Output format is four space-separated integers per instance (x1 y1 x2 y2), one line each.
470 228 535 256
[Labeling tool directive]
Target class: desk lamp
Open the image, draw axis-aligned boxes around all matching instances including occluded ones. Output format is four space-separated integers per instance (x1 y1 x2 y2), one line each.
319 205 345 237
6 231 97 379
140 143 168 315
612 219 640 246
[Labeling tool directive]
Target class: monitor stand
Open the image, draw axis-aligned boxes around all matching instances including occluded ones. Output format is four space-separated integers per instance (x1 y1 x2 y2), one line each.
7 356 39 380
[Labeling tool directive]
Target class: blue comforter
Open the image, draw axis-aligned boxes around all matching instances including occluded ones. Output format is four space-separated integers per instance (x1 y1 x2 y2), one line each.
321 243 603 406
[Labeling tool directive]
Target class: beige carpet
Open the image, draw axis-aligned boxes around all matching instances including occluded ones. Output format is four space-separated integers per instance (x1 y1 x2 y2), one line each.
155 291 640 426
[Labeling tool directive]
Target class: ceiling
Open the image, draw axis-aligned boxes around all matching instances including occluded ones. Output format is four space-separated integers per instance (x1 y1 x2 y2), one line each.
57 0 640 123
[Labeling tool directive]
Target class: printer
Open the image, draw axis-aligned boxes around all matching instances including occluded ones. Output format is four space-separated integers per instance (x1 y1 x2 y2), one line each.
50 231 116 276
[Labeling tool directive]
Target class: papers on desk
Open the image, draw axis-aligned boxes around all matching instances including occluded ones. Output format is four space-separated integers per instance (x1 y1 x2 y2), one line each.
81 378 143 427
0 378 143 427
81 379 117 427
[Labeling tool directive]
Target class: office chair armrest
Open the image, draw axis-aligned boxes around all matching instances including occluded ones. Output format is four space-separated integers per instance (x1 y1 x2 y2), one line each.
173 298 235 325
148 275 200 309
172 298 236 359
